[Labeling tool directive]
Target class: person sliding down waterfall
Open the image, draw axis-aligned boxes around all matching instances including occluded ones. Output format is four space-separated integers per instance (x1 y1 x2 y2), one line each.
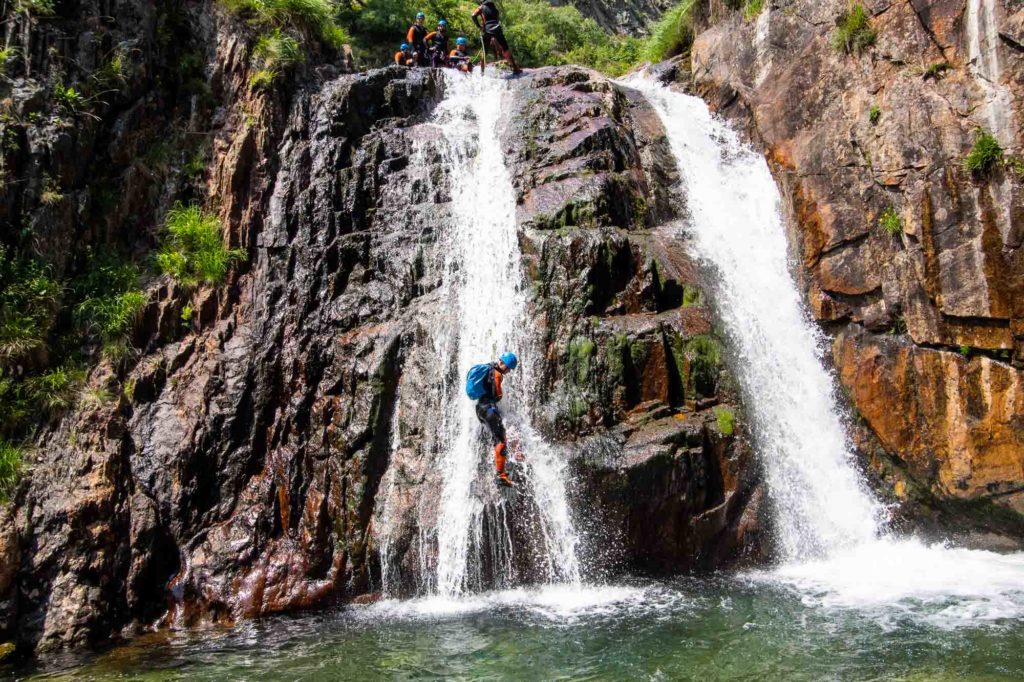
465 352 521 488
471 0 522 75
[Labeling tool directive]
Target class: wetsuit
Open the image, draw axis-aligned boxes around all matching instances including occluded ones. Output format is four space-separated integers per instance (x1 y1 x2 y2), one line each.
449 47 472 72
425 30 450 67
474 364 509 478
473 0 509 54
407 23 429 66
394 50 414 67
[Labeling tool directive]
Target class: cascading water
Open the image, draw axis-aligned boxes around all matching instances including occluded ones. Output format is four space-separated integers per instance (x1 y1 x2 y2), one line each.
630 74 1024 622
426 72 581 598
626 75 882 561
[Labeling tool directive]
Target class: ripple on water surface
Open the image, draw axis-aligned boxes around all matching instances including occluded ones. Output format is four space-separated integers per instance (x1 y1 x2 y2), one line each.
9 576 1024 681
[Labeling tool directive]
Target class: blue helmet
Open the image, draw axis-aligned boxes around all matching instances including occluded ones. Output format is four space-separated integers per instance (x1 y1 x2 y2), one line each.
500 352 518 371
416 12 425 19
437 19 447 27
400 43 409 50
456 36 468 46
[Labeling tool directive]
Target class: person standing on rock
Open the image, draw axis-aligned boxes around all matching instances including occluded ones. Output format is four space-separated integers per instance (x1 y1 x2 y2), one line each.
425 19 451 68
465 352 520 488
407 12 429 66
471 0 522 75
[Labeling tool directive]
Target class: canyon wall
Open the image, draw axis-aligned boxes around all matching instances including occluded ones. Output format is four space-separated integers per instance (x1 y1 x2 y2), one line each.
690 0 1024 540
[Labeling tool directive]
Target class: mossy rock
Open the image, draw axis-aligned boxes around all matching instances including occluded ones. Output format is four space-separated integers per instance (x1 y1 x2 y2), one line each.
0 642 14 661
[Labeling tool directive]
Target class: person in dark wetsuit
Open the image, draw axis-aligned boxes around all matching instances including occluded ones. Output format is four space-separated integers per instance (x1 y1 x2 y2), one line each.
425 19 451 67
449 37 473 73
471 0 521 75
407 12 429 66
474 352 519 487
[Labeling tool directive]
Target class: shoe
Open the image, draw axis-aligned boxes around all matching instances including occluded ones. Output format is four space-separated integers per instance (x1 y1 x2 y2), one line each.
496 473 515 488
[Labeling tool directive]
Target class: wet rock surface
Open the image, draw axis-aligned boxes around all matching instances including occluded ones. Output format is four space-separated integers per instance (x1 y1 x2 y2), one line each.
502 67 764 574
689 0 1024 537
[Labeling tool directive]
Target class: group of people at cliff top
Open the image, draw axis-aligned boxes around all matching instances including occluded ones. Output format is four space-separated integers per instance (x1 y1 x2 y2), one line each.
394 0 521 75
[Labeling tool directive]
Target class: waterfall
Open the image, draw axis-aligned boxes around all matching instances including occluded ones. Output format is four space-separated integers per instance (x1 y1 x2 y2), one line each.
629 74 1024 618
627 75 882 560
425 72 581 597
966 0 1013 145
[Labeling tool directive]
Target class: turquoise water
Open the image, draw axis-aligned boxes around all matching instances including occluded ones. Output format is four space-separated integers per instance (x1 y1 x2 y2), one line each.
9 575 1024 681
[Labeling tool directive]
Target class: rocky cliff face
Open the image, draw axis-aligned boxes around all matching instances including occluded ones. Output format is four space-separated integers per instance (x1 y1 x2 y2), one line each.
690 0 1024 540
0 6 760 659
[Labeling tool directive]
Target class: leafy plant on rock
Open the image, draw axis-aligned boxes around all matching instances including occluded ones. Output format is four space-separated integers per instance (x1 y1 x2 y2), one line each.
962 129 1003 177
157 204 246 287
831 3 876 54
645 0 700 63
743 0 764 21
0 441 23 503
878 206 902 236
221 0 348 48
73 253 146 361
249 28 304 89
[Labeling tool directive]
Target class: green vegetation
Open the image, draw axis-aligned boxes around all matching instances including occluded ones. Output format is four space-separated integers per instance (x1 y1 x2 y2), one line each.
221 0 348 48
963 129 1003 177
13 0 55 15
40 176 63 205
869 104 881 125
714 406 735 436
339 0 641 76
923 61 951 81
249 29 304 88
686 335 722 397
0 47 15 77
742 0 764 21
644 0 699 63
959 345 972 357
682 284 702 307
0 246 61 363
0 441 22 503
879 205 902 236
157 204 247 287
27 366 85 413
54 83 86 112
831 3 876 54
567 336 597 383
73 254 146 360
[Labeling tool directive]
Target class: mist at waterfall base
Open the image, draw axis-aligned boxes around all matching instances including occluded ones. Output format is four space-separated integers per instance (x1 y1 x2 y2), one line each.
11 74 1024 680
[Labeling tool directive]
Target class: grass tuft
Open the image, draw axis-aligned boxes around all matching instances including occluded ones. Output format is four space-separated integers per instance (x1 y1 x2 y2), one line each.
869 104 881 125
962 129 1003 177
0 441 23 503
157 204 247 287
644 0 700 63
221 0 349 47
743 0 764 21
831 3 876 54
879 206 902 236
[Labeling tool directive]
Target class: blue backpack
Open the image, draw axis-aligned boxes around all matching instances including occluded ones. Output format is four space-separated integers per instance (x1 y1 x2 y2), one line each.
465 363 493 400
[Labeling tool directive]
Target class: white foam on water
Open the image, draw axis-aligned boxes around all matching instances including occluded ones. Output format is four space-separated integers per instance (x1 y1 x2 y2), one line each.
629 73 1024 630
750 538 1024 629
356 583 650 622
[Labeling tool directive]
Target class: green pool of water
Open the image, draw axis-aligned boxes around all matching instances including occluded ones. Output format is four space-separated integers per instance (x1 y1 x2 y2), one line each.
8 574 1024 681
